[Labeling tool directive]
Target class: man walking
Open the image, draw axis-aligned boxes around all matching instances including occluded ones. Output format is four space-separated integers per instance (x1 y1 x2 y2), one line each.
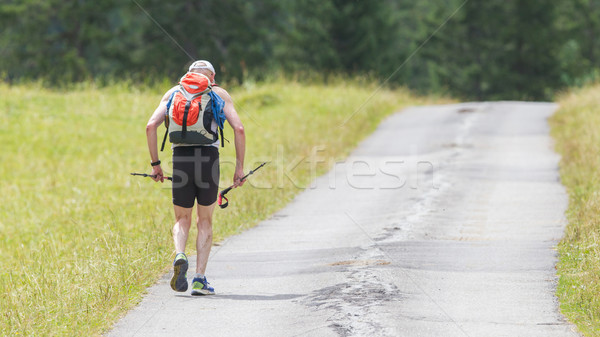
145 60 246 295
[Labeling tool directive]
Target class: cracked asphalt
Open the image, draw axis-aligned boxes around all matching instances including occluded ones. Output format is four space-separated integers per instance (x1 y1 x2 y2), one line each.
107 102 580 337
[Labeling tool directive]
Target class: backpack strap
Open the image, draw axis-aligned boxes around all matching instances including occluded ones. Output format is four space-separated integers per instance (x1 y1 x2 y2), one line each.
160 128 168 151
160 91 177 152
181 100 191 138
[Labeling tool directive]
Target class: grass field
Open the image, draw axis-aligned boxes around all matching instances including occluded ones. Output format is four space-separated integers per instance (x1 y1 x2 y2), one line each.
551 84 600 336
0 79 439 336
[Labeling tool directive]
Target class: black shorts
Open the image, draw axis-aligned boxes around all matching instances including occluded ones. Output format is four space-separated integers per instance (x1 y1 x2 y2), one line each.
172 146 220 208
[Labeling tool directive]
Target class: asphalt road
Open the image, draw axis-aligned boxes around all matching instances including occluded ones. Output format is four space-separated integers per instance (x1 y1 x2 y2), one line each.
108 102 580 337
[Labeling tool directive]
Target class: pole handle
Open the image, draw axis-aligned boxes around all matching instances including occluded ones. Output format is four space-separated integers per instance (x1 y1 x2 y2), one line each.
130 173 173 181
217 162 267 209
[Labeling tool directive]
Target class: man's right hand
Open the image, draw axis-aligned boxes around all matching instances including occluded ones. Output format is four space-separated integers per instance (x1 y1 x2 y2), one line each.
151 165 164 182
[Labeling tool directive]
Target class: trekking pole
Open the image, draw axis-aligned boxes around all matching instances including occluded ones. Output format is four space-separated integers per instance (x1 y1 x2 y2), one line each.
218 162 267 209
130 172 173 181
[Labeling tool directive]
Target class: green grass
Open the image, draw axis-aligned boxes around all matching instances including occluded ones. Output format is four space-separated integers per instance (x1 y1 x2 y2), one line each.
551 84 600 336
0 79 440 336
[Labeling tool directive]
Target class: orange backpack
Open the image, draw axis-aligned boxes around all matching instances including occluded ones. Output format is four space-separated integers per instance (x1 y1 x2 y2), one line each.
160 72 225 150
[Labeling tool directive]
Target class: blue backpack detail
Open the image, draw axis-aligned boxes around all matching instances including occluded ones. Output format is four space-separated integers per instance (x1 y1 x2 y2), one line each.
209 91 226 129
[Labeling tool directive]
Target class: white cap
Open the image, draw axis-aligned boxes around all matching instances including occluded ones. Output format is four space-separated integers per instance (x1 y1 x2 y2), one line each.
189 60 215 74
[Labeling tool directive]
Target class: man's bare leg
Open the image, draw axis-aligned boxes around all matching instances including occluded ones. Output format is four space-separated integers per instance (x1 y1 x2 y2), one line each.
195 202 216 274
171 205 193 292
173 205 193 253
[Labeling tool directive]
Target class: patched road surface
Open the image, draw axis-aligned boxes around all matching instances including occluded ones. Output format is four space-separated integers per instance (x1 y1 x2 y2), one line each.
108 103 580 337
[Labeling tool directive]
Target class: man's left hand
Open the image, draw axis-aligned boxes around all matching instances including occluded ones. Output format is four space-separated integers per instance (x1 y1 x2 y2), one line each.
233 167 245 187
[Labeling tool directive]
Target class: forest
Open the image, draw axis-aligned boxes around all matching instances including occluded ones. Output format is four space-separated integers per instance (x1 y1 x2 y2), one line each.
1 0 599 100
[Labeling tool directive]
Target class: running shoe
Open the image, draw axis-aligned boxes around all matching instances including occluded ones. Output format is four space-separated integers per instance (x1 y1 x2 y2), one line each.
190 276 215 296
170 253 188 292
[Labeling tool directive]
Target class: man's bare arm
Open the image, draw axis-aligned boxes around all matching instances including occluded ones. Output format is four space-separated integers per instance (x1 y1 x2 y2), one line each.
214 87 246 187
145 87 176 182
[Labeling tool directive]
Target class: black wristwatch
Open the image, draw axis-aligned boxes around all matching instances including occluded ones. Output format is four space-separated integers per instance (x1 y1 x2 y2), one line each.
151 160 161 166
